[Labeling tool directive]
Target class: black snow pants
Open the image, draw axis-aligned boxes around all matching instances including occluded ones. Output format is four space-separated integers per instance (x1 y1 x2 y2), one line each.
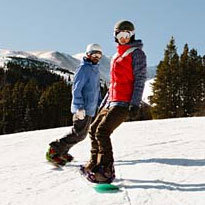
50 114 92 155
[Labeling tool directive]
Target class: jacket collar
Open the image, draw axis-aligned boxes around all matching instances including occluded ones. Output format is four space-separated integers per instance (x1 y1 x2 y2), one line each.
116 44 131 55
81 57 100 72
82 57 99 66
116 39 143 55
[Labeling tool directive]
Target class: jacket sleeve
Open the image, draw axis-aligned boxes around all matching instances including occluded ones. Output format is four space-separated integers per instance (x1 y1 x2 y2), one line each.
130 49 147 106
72 66 89 110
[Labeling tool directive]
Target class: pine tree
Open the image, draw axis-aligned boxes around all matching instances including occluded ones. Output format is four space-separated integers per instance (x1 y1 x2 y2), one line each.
0 61 74 133
0 67 4 88
188 49 202 115
178 44 190 116
12 81 26 132
194 54 205 116
189 50 204 116
151 39 205 119
38 81 72 129
150 37 180 118
0 89 3 134
0 85 14 134
180 47 204 116
23 80 41 131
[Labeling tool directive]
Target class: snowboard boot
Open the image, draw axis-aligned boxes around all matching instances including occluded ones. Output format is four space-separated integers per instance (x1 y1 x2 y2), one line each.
94 164 115 184
80 163 115 184
80 154 100 183
93 153 115 183
46 147 73 166
84 153 98 172
80 165 99 183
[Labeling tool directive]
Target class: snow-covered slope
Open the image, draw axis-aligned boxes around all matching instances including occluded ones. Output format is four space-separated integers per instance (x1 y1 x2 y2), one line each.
1 117 205 205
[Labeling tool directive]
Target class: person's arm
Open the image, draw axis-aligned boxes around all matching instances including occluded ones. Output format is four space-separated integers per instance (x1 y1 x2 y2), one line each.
72 66 88 111
130 49 147 107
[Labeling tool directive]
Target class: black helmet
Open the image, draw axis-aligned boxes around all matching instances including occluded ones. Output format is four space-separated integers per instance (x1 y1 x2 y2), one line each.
114 20 135 32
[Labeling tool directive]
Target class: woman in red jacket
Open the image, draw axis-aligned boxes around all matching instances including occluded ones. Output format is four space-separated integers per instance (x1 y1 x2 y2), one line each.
81 20 147 183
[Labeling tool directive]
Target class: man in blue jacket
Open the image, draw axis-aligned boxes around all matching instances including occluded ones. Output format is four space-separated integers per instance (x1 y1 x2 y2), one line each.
46 43 103 166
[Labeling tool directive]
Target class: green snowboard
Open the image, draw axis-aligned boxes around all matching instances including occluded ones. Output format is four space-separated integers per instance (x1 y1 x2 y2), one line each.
94 183 120 193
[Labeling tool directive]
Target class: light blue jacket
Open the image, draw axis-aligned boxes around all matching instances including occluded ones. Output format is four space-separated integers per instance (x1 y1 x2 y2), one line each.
71 58 101 117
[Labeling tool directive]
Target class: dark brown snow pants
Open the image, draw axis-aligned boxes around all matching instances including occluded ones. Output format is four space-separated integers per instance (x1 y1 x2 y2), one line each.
89 106 129 167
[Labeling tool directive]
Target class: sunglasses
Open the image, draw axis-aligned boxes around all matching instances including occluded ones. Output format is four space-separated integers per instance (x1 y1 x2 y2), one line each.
90 52 102 59
115 30 134 40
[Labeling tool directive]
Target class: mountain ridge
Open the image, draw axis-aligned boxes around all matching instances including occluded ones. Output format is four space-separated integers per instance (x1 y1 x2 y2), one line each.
0 49 156 83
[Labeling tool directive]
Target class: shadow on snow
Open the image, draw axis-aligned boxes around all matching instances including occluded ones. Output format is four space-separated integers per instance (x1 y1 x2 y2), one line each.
116 178 205 192
115 158 205 192
116 158 205 167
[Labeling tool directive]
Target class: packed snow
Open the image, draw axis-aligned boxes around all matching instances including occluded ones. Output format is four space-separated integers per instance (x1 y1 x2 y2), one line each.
1 117 205 205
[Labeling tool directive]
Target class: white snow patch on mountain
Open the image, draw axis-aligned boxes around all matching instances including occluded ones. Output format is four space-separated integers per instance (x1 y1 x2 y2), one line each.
142 78 154 104
0 49 111 82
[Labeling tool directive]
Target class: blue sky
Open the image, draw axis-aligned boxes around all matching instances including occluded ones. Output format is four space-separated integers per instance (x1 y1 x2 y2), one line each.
0 0 204 66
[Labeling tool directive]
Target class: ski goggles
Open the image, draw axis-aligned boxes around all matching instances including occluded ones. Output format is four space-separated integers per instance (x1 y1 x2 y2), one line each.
114 30 134 40
90 51 102 59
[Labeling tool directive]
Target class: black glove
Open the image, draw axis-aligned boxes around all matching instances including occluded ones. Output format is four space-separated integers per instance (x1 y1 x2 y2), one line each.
129 105 140 120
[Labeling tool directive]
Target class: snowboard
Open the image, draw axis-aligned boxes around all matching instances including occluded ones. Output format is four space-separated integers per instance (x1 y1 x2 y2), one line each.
79 165 120 193
46 149 74 169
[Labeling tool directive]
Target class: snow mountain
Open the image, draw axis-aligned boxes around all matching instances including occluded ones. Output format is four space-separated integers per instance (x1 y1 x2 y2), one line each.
0 49 156 83
0 49 156 103
0 49 111 83
1 117 205 205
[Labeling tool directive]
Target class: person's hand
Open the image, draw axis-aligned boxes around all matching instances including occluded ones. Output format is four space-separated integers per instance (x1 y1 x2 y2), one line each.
129 105 139 119
76 109 86 120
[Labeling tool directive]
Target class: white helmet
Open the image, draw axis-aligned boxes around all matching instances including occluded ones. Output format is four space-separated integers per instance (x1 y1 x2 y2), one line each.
86 43 102 54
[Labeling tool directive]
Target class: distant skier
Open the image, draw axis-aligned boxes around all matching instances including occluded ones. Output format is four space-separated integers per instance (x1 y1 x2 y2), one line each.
81 20 147 183
46 43 103 166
